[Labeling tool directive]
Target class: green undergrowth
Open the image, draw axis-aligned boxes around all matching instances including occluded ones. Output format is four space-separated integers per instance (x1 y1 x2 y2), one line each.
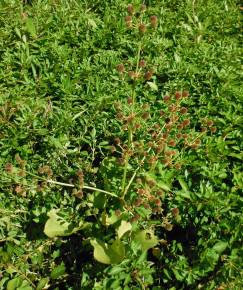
0 0 242 289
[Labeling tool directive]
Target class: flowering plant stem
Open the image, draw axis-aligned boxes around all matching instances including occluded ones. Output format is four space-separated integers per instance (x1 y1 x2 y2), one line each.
121 42 142 198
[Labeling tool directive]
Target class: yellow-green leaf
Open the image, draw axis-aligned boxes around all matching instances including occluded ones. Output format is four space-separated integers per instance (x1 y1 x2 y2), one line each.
44 210 71 238
133 230 158 251
117 220 132 239
91 239 125 265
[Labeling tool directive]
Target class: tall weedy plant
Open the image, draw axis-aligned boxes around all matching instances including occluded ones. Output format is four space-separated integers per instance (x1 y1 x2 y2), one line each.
3 3 217 288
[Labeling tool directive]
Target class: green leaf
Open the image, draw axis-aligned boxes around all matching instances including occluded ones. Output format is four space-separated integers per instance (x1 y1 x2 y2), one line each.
178 177 189 191
101 211 120 226
7 278 22 290
7 278 32 290
133 230 158 251
50 263 66 280
44 209 72 238
87 18 97 29
26 18 36 37
157 181 171 191
90 238 125 264
147 81 158 91
117 220 132 239
36 278 49 290
176 190 191 200
213 241 228 254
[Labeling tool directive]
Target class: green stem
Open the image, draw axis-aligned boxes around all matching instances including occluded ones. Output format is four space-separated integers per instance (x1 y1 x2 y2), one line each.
121 42 142 198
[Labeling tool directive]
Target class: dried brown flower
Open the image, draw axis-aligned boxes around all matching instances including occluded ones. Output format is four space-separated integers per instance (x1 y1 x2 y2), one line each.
210 127 217 133
140 4 146 12
163 95 171 102
175 91 182 100
116 63 125 73
139 23 147 34
5 163 13 173
144 70 153 80
171 207 179 216
127 4 134 15
139 59 146 68
180 107 188 114
150 15 158 28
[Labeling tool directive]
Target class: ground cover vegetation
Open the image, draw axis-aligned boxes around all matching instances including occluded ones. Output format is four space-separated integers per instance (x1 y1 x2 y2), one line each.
0 0 242 289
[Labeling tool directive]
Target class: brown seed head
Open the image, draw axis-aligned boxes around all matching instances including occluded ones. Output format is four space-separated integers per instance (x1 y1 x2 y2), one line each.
5 163 13 173
139 59 146 68
137 188 146 195
175 91 182 100
144 70 153 80
18 169 26 177
163 95 171 102
154 198 161 206
160 110 165 116
168 139 176 147
127 96 133 104
130 214 140 223
182 119 190 127
139 23 147 34
142 112 150 120
182 91 189 97
150 15 158 28
207 120 214 127
210 127 217 133
127 4 134 15
169 104 177 112
15 185 23 194
128 70 135 79
134 198 143 206
110 145 116 153
164 222 173 231
140 4 146 12
125 15 132 22
180 107 188 114
171 207 179 216
114 137 121 145
116 63 125 73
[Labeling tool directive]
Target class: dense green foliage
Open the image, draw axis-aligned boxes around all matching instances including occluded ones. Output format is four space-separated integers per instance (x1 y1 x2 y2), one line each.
0 0 242 289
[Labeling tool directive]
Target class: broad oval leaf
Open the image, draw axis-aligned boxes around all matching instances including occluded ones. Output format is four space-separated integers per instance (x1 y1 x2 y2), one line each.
91 239 125 265
117 220 132 239
133 230 158 251
44 210 72 238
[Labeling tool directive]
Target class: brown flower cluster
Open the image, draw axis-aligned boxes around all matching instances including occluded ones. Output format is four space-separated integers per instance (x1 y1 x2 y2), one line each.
124 3 158 33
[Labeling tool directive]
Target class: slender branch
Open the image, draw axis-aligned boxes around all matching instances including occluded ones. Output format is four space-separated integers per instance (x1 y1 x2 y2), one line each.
22 171 119 199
